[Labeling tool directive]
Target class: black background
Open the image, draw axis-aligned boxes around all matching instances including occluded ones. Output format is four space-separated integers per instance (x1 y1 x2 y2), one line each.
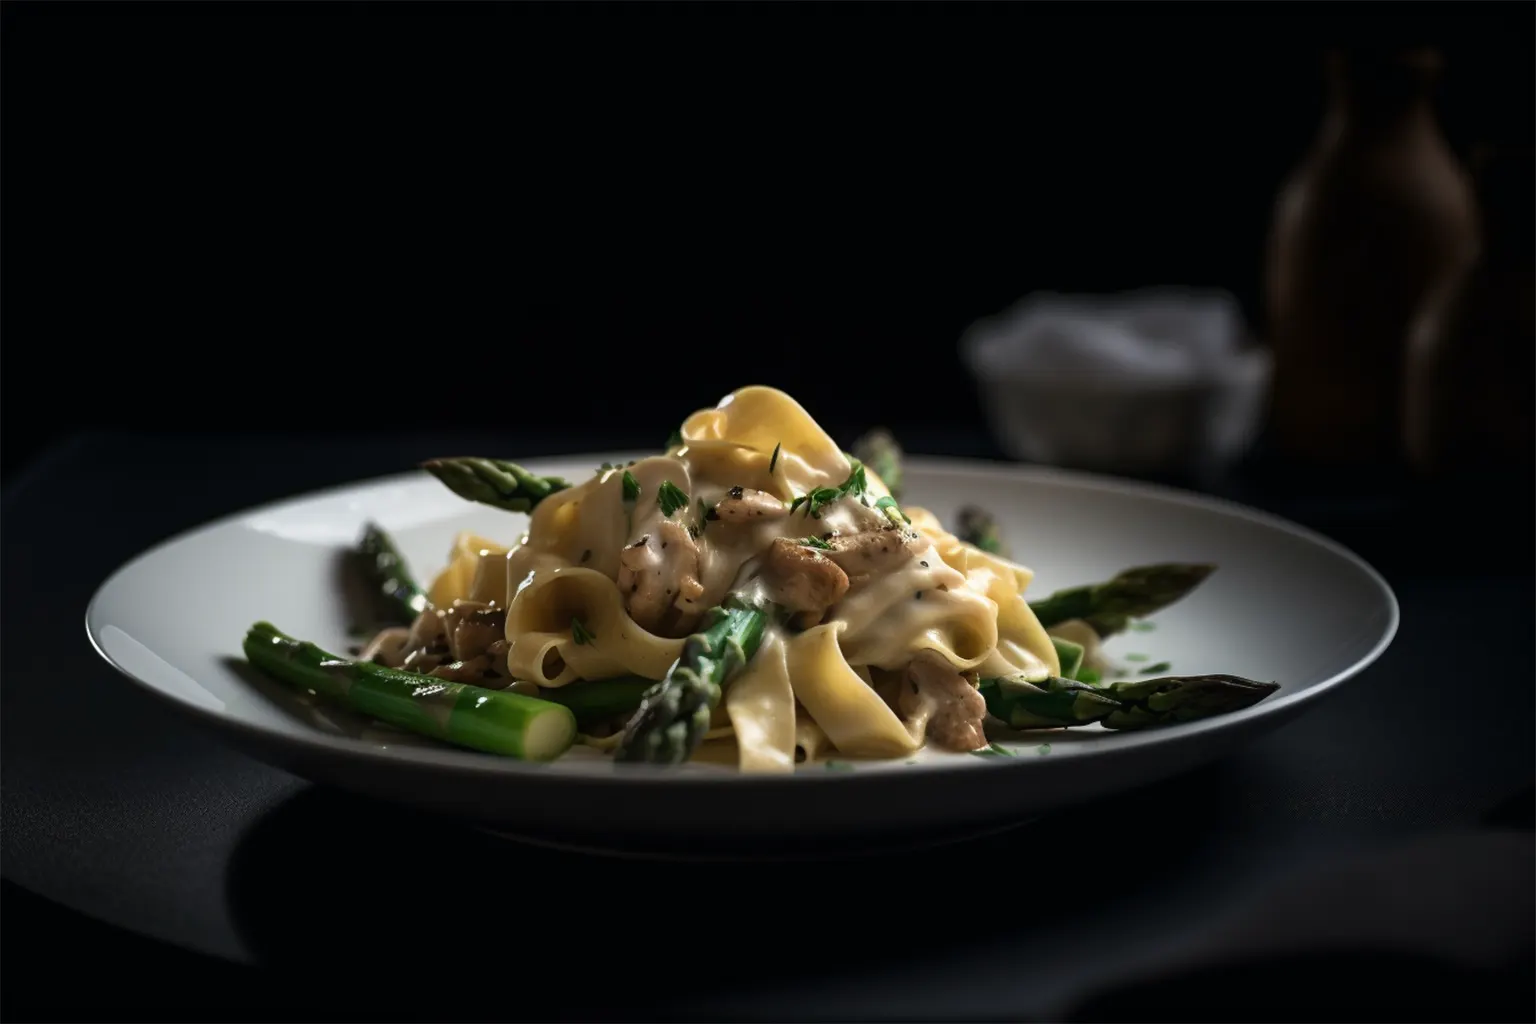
3 1 1533 482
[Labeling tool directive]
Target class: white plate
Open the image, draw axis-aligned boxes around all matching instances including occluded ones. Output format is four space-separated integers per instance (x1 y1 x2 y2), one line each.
85 456 1397 848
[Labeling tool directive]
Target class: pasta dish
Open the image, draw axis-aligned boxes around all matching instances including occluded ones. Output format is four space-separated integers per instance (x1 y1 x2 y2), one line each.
242 386 1278 771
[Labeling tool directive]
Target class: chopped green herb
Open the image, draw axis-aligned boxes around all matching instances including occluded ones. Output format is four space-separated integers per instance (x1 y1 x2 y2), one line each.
1078 668 1102 685
1036 743 1052 755
905 759 919 765
1124 653 1149 662
571 617 595 645
689 497 709 539
875 494 911 525
800 536 834 550
595 461 616 476
666 427 684 449
656 480 689 517
971 742 1016 758
1130 621 1157 633
1140 661 1172 675
789 486 842 519
769 442 782 474
788 460 871 519
621 470 641 503
824 760 853 771
841 459 868 497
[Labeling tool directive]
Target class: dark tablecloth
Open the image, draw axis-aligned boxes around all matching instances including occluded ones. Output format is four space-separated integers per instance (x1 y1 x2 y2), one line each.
3 431 1532 1022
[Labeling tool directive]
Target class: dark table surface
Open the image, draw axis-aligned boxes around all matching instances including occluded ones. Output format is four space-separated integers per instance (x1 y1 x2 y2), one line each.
3 430 1532 1022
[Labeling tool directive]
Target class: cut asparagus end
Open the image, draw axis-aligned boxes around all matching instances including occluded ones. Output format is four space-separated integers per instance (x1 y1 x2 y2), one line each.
242 622 577 761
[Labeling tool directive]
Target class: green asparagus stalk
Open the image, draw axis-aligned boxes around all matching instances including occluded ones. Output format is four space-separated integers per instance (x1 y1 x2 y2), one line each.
540 676 654 731
1092 674 1280 730
243 622 576 760
978 672 1278 731
613 593 769 765
956 505 1009 557
851 428 904 501
356 522 429 623
1028 563 1216 637
1050 636 1085 680
978 674 1121 729
421 457 573 513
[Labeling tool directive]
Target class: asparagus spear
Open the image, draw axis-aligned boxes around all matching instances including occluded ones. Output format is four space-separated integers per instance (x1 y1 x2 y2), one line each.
978 672 1278 731
956 505 1009 557
1050 636 1085 680
1028 563 1216 637
851 428 904 501
356 522 429 624
243 622 576 760
979 674 1122 729
613 593 769 765
540 676 654 731
421 457 573 513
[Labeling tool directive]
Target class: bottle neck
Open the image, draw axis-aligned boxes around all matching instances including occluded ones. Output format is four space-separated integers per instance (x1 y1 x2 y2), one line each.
1323 50 1442 144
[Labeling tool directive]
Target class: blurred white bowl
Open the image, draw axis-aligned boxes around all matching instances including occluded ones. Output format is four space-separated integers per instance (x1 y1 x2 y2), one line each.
959 290 1273 476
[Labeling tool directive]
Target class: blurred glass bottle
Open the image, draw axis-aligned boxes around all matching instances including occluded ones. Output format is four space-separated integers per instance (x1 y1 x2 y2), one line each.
1403 144 1535 478
1263 47 1479 467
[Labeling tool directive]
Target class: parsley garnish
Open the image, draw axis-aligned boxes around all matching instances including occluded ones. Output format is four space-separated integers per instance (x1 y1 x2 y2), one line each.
788 460 870 519
656 480 689 517
1140 661 1172 675
666 427 684 449
1124 652 1149 662
875 494 911 525
1131 621 1156 633
841 459 868 496
800 536 834 550
1036 743 1052 755
689 497 709 539
789 487 841 519
621 470 641 503
571 617 595 645
595 461 616 476
769 442 782 474
824 760 853 772
1078 668 1102 685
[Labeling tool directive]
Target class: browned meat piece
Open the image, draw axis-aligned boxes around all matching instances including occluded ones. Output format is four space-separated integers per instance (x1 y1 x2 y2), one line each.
822 525 922 577
618 520 706 635
357 626 410 666
759 537 850 621
899 654 988 752
443 602 508 661
710 485 787 523
427 638 512 687
362 600 512 684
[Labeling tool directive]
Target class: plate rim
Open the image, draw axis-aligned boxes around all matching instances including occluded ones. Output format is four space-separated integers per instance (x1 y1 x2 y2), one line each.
84 454 1400 788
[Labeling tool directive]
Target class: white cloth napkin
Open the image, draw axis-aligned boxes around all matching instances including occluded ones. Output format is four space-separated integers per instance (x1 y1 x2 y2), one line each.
963 288 1250 382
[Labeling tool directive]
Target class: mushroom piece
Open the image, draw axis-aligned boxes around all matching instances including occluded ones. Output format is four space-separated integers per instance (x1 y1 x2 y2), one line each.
758 537 850 623
617 520 707 635
898 653 989 753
